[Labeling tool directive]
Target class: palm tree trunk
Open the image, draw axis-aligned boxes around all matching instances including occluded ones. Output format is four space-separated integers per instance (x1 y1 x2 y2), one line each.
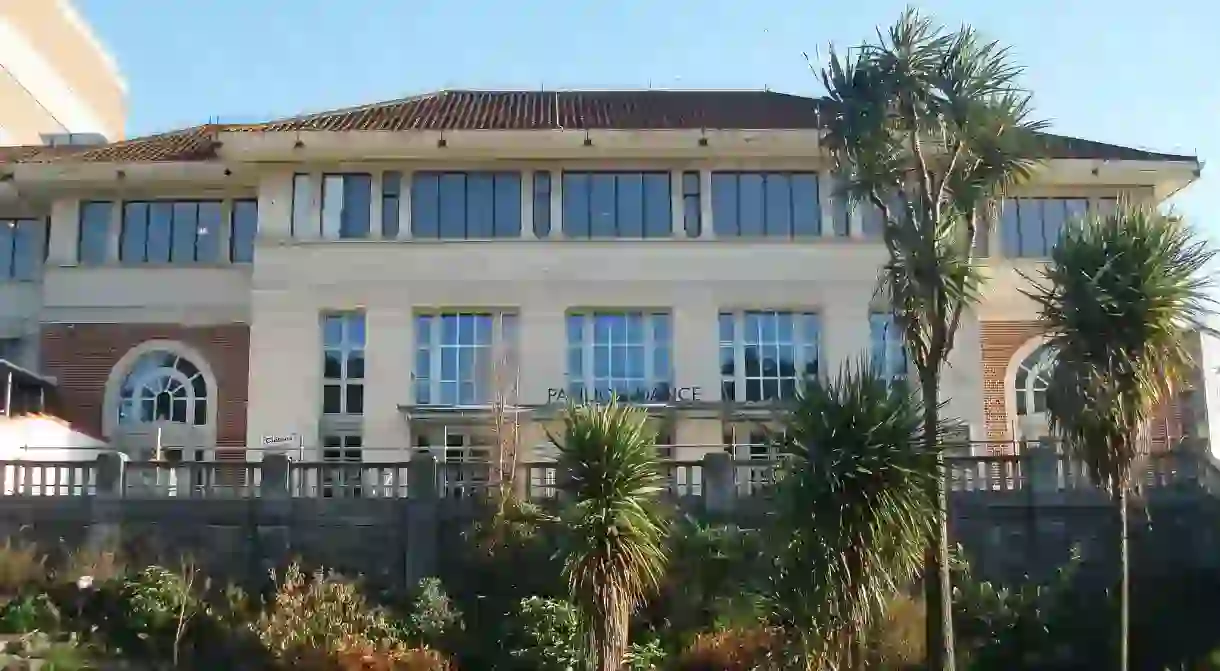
921 371 956 671
1118 485 1130 671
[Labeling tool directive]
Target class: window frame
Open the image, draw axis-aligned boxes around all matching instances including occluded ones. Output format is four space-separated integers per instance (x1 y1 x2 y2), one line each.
682 171 701 238
413 311 519 406
77 201 113 266
0 218 42 281
533 171 552 238
710 171 822 238
719 310 821 403
229 199 258 263
321 312 366 416
411 171 523 239
291 173 313 237
565 311 673 403
561 171 673 239
381 171 402 238
1000 197 1090 258
321 172 373 240
119 199 223 264
869 313 908 388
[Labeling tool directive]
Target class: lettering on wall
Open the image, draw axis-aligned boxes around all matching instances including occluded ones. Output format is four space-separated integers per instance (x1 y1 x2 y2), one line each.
546 387 703 404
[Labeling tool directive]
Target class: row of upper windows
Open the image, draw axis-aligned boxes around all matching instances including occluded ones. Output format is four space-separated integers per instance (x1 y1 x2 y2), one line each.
317 310 907 414
76 199 258 266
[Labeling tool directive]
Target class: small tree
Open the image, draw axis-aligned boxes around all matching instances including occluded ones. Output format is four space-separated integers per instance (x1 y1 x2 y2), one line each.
818 9 1045 669
1025 204 1215 670
766 362 939 669
552 400 670 671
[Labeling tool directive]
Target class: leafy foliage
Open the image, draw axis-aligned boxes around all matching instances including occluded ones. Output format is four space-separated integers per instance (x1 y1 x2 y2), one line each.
552 400 671 671
505 596 582 671
0 592 61 634
403 577 462 650
764 361 939 667
1027 204 1216 494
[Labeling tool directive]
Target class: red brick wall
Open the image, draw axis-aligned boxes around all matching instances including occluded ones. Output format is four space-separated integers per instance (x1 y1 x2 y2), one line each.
40 324 250 451
979 320 1180 452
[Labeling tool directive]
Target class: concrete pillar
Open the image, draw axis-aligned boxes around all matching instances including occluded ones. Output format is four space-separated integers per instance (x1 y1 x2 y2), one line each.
405 453 438 584
363 307 412 456
85 452 126 554
821 300 871 375
673 297 720 402
702 451 735 516
47 199 80 265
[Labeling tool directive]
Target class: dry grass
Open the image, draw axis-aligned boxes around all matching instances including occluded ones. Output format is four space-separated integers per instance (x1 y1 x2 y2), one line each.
56 547 126 585
865 592 926 670
0 538 47 596
674 627 782 671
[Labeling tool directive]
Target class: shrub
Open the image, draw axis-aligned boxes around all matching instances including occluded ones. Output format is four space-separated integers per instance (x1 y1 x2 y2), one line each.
0 592 61 633
0 538 47 597
114 564 202 664
254 563 409 667
672 628 780 671
625 638 667 670
55 547 125 586
505 596 582 671
404 577 462 649
864 592 925 670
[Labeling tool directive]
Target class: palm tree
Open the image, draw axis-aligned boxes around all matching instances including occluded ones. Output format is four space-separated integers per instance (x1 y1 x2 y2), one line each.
767 361 940 669
1025 204 1215 670
818 10 1045 668
551 400 670 671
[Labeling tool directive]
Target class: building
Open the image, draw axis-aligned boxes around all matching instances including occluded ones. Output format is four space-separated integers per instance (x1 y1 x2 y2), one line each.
0 0 125 144
0 89 1204 469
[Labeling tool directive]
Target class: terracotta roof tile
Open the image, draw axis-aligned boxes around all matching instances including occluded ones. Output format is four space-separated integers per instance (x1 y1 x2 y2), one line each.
0 90 1198 166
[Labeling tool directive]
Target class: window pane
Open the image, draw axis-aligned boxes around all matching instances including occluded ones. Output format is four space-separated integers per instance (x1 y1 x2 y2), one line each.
763 174 792 236
683 171 701 238
322 316 344 347
340 174 372 239
230 200 258 263
382 171 401 238
120 202 148 262
493 172 522 238
642 173 672 238
345 384 364 414
589 174 616 237
322 385 342 414
562 173 590 238
1016 199 1042 257
79 201 112 265
323 351 342 379
438 173 467 238
411 172 440 238
791 173 820 236
711 173 739 236
170 202 198 262
466 172 495 238
0 222 12 278
615 173 644 238
197 201 222 262
291 174 312 236
11 220 38 280
738 174 765 237
533 171 551 238
1000 199 1020 258
146 202 172 263
347 313 366 347
321 175 343 238
1041 199 1067 251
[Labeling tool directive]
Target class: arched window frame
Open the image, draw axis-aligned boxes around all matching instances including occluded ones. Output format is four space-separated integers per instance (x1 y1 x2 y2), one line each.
1004 337 1056 425
102 340 218 438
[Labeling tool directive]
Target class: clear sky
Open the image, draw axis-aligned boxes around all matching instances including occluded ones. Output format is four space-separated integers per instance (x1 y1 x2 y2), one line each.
75 0 1217 243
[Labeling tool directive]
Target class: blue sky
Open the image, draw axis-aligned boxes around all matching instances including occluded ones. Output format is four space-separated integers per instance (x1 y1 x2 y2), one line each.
76 0 1217 242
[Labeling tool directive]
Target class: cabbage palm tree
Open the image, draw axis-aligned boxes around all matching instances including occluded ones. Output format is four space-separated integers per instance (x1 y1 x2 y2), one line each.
1026 205 1215 671
767 362 940 669
818 10 1045 668
552 400 670 671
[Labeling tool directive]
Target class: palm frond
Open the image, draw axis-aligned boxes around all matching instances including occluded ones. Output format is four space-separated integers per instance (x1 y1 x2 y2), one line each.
1025 204 1217 494
551 400 671 671
766 361 941 664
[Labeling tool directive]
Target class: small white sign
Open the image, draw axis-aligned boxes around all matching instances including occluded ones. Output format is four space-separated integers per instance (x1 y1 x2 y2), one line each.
262 433 299 449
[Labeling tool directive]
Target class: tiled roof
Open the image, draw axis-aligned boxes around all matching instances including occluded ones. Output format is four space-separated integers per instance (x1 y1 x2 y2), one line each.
0 90 1198 165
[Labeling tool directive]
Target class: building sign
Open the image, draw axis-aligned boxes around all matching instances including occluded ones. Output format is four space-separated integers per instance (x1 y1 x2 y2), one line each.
546 386 703 404
261 433 300 450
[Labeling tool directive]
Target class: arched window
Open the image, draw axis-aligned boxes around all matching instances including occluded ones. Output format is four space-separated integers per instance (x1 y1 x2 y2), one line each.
1014 344 1055 417
117 351 209 426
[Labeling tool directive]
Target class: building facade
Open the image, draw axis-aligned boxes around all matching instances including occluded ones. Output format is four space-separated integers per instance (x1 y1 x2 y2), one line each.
0 90 1203 467
0 0 125 144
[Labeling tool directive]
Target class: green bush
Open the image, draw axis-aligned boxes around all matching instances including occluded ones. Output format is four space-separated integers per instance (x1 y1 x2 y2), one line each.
405 577 462 649
115 564 201 664
0 592 61 633
505 596 582 671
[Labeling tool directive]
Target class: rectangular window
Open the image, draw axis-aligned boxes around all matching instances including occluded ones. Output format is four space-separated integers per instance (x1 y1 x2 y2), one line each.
382 171 401 238
870 313 907 387
533 171 552 238
414 312 518 406
682 171 701 238
711 172 820 238
230 199 258 263
412 172 522 239
78 201 112 265
562 172 672 238
1096 197 1119 218
322 312 366 415
322 173 372 239
0 219 41 280
566 312 672 403
291 173 313 236
1000 197 1089 258
120 200 222 263
719 311 820 402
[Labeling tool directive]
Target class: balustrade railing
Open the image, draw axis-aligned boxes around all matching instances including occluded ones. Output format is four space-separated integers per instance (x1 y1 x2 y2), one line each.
1 443 1218 502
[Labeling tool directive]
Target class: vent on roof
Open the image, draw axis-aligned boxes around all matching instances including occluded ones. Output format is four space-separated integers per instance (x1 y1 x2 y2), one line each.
39 132 108 147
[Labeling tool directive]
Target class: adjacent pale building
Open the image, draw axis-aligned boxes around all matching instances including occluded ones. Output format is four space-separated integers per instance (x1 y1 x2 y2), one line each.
0 0 125 145
0 89 1204 469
